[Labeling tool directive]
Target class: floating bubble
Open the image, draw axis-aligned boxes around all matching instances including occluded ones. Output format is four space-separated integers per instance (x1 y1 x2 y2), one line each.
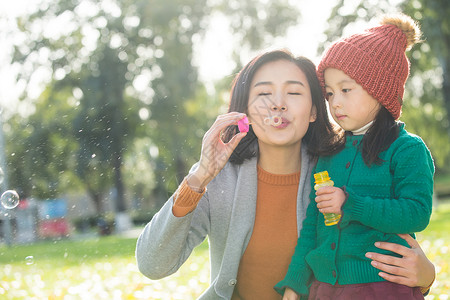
0 190 20 209
25 256 34 265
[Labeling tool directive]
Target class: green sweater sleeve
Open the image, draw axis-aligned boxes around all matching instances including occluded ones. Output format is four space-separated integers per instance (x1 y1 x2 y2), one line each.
340 139 434 233
274 187 318 296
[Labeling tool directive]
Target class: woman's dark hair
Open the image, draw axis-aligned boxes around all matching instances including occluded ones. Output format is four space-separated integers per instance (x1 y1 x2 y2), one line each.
223 49 344 164
361 106 400 166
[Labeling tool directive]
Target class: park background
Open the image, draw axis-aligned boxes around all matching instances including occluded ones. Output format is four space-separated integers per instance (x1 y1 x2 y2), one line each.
0 0 449 298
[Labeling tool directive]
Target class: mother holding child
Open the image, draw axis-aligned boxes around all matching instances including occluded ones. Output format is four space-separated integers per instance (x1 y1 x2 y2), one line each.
136 13 435 300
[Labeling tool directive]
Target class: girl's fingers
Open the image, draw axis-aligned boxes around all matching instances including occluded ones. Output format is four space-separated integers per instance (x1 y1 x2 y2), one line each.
315 186 335 195
319 207 341 214
315 194 333 203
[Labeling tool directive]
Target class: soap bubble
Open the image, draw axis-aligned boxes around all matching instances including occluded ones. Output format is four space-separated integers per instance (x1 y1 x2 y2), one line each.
0 190 20 209
264 116 282 126
25 256 34 265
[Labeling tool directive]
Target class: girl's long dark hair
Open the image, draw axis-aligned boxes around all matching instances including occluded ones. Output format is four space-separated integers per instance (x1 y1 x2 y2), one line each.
361 106 400 166
223 49 344 164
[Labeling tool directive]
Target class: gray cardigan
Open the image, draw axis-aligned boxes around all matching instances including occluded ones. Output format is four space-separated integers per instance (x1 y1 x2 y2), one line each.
135 144 315 299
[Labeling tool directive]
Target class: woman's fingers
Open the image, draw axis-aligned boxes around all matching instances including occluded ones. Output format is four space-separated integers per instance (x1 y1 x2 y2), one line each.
366 235 435 289
227 131 247 149
215 132 247 166
397 233 420 249
377 271 414 287
198 112 248 179
374 236 416 258
367 253 406 274
366 250 404 267
203 112 246 143
365 251 416 287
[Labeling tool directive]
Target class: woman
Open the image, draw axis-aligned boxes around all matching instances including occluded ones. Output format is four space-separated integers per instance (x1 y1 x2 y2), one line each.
135 50 435 299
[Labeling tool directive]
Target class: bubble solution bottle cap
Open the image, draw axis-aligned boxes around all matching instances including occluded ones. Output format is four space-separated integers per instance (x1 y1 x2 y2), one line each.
314 171 331 183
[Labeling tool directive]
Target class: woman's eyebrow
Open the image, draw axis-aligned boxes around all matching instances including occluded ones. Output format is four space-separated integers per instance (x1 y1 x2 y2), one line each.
286 80 305 87
253 81 272 87
253 80 305 87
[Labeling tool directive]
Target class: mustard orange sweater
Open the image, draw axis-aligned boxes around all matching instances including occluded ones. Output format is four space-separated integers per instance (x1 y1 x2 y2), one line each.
173 165 300 299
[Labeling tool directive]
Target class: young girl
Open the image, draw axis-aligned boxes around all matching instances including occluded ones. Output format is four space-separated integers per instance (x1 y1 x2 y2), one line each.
275 14 435 300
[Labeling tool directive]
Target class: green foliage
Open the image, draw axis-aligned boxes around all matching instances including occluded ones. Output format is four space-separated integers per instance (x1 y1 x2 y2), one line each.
5 84 81 199
6 0 300 211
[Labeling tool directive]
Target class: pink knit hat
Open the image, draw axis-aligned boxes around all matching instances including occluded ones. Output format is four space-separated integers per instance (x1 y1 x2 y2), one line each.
317 14 422 119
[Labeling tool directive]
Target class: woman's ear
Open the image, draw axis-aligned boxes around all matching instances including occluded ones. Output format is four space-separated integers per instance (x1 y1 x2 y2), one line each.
310 106 317 122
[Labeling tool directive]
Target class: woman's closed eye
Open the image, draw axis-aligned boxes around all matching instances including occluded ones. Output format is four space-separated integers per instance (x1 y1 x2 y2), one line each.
258 92 271 96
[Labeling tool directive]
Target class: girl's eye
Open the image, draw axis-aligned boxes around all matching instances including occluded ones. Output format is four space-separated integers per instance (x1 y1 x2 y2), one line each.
342 88 351 93
325 92 333 99
288 92 301 95
259 92 271 96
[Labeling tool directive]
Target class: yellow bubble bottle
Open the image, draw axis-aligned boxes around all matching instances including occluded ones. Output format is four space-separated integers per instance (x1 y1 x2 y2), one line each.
314 171 341 226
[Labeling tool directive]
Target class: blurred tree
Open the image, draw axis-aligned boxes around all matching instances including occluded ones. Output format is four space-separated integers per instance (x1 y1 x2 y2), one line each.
5 83 81 200
320 0 450 172
71 45 137 213
7 0 300 215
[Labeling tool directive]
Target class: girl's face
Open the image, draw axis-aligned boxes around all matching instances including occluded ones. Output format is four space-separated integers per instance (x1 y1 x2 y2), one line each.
247 59 316 148
324 68 381 132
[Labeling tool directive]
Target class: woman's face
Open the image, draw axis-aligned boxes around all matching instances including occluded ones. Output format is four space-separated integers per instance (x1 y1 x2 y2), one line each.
247 59 316 149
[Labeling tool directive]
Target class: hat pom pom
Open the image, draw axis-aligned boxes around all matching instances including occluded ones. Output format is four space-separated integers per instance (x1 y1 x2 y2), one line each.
381 14 422 50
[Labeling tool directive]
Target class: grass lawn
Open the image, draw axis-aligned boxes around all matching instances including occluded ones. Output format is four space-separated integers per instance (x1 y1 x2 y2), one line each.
0 202 449 299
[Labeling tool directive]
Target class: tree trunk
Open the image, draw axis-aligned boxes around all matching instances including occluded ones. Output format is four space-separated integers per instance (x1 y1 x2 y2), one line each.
442 51 450 137
88 187 103 215
113 153 126 212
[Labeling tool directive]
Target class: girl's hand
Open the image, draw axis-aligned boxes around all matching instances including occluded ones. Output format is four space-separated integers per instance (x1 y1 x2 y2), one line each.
187 112 247 191
282 288 300 300
365 233 435 289
315 186 346 215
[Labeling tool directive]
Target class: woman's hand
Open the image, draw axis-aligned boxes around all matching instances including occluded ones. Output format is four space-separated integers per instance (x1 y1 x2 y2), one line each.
187 112 247 191
365 233 435 289
282 288 300 300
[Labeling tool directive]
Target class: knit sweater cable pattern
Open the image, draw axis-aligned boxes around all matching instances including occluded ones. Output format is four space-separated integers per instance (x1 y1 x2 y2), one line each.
275 124 434 296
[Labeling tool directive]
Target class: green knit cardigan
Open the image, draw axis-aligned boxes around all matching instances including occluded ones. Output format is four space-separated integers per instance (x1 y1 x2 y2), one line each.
275 124 434 297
